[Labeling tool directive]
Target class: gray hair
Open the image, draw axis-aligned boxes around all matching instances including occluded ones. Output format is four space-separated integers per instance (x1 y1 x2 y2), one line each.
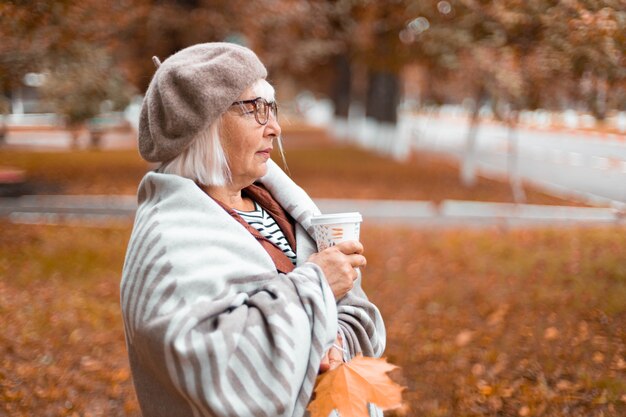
159 79 287 186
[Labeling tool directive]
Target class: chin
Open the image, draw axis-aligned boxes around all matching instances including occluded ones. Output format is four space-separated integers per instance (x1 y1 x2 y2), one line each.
249 165 268 182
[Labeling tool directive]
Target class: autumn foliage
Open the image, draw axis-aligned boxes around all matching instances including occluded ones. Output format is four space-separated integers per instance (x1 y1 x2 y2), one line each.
0 225 138 416
2 222 625 416
2 0 624 127
308 355 404 417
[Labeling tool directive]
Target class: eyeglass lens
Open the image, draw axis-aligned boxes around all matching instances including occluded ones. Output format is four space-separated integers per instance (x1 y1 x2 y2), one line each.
254 99 277 125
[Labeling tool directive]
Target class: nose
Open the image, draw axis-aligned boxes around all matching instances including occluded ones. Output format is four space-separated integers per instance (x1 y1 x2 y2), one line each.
264 112 281 138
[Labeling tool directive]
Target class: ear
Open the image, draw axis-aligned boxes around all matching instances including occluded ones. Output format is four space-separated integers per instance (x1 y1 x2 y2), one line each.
152 56 162 68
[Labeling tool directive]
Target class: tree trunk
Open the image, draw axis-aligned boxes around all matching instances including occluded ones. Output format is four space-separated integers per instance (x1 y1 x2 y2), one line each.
0 121 6 145
69 125 82 149
330 53 352 141
332 53 351 119
460 96 483 187
365 70 400 124
0 92 9 145
592 74 608 122
364 70 401 155
89 129 104 149
506 111 526 204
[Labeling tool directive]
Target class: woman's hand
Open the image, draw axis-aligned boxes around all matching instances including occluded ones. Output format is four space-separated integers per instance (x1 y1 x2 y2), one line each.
319 334 345 373
307 240 366 300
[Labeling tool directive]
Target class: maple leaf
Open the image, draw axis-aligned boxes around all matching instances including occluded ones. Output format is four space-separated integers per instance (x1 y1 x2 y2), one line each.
308 355 404 417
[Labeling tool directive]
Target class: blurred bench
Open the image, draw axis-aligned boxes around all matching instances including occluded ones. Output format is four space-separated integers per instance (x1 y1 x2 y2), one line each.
0 167 29 197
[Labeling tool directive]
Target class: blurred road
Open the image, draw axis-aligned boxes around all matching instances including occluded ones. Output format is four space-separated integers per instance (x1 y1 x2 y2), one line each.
3 122 626 228
1 195 623 228
409 114 626 204
6 121 626 206
3 128 135 150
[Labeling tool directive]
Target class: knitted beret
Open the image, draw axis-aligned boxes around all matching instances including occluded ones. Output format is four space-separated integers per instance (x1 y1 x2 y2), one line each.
138 42 267 162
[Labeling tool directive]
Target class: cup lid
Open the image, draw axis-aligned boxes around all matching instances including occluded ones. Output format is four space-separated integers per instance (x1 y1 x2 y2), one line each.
310 212 362 225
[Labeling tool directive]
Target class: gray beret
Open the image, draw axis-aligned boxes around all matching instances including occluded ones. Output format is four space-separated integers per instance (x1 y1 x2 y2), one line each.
138 42 267 162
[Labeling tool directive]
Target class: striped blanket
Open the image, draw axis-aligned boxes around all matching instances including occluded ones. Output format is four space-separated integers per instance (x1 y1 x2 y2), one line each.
120 160 386 417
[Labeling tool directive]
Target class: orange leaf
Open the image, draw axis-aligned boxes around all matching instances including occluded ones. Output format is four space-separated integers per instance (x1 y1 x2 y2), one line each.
307 355 404 417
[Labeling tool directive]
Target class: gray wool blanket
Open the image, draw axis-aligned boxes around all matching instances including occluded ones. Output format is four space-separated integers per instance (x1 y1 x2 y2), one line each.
120 159 386 417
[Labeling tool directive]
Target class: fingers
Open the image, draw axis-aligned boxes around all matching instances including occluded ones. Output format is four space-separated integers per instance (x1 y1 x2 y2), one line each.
309 240 366 300
320 344 345 373
329 241 366 267
347 254 367 269
327 346 343 371
334 240 364 255
318 352 330 374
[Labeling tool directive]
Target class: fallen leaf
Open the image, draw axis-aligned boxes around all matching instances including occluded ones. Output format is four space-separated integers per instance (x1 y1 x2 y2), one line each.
456 330 474 347
556 379 573 391
593 390 608 404
80 356 103 372
544 327 559 341
478 383 493 396
501 387 514 398
111 368 130 383
69 329 84 345
577 321 589 340
471 363 485 376
613 356 626 370
307 355 404 417
592 352 605 364
486 304 509 326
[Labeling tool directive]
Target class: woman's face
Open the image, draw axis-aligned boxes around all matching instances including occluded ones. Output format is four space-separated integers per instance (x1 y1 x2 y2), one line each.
221 85 281 188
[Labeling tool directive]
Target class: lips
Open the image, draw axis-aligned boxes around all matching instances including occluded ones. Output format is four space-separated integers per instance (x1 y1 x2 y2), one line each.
256 148 273 158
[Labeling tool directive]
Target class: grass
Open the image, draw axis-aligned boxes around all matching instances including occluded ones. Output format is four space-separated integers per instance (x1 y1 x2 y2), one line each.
0 149 151 195
1 222 625 416
279 130 584 205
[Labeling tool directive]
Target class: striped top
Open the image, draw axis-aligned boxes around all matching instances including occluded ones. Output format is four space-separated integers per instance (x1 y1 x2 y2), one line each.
235 201 297 265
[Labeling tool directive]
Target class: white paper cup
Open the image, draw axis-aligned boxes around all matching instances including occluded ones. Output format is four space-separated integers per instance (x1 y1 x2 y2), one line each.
310 212 363 251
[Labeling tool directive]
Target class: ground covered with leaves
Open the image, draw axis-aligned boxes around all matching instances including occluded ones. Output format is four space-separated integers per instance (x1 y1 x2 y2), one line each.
364 226 626 417
1 223 624 416
0 224 136 416
1 129 619 415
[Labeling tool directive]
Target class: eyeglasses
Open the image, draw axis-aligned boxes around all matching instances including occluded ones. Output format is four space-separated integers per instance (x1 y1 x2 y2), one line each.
230 97 278 126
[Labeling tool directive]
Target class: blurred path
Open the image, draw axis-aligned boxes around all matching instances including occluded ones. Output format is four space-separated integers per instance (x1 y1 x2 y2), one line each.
3 123 325 151
1 195 623 228
408 114 626 204
2 123 625 228
6 119 626 208
3 127 135 150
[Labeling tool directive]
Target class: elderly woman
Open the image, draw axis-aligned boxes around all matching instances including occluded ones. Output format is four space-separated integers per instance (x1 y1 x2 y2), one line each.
120 42 385 417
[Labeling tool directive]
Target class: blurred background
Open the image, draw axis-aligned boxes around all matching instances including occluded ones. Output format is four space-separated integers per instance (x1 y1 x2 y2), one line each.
1 0 625 203
1 1 625 416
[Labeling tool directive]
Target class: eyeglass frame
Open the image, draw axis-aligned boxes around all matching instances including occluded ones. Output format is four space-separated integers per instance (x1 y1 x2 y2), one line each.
230 97 278 126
